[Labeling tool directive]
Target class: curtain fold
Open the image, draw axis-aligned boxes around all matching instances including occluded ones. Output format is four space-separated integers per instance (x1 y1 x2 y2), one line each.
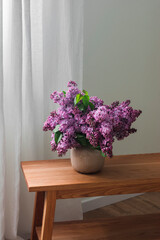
0 0 5 238
0 0 84 239
3 0 22 238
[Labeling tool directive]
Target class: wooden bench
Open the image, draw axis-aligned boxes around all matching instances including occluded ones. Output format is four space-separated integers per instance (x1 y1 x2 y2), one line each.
21 153 160 240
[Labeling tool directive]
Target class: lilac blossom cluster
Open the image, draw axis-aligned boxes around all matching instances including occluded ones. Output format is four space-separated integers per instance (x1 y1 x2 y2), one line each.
43 81 142 157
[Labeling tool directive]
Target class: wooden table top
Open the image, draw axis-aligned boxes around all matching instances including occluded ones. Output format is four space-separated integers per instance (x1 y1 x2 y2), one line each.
21 153 160 197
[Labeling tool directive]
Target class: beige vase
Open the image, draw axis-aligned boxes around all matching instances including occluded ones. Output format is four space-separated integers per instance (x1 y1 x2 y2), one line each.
70 147 105 174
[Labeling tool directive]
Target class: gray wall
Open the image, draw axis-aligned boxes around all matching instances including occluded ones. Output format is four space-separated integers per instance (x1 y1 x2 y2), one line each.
83 0 160 155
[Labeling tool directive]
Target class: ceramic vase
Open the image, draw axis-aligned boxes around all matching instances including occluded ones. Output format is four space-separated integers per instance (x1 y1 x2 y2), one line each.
71 147 105 174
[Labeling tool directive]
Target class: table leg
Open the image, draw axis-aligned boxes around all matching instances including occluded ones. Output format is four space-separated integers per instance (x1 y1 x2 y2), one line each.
40 191 57 240
31 192 45 240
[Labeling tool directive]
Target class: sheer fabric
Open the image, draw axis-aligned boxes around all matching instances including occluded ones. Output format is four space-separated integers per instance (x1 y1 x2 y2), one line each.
0 0 83 238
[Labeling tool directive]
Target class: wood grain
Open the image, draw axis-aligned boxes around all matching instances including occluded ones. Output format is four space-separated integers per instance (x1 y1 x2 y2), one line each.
21 153 160 198
40 191 56 240
56 179 160 198
36 213 160 240
84 192 160 220
21 153 160 240
31 192 45 240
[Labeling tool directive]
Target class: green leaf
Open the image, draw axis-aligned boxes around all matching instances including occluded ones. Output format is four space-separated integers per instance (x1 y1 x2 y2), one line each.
62 91 66 96
54 131 63 144
82 95 89 107
76 133 85 138
74 97 77 106
95 146 101 151
77 103 85 111
82 89 88 95
75 133 93 147
76 133 88 146
101 151 106 157
74 93 83 106
89 102 95 110
53 124 60 133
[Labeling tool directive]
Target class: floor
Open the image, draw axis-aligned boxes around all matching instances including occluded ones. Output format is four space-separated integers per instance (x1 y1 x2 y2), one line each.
83 192 160 220
28 193 160 240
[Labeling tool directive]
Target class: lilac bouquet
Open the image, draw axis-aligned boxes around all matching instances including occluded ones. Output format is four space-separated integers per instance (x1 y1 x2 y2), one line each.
43 81 142 157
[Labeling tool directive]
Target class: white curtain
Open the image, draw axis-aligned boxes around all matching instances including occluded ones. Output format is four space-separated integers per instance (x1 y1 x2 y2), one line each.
0 0 83 239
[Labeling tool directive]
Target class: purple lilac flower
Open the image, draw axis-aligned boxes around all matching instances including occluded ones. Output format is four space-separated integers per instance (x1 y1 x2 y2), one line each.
43 81 142 157
90 96 104 108
67 81 77 87
93 106 109 122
